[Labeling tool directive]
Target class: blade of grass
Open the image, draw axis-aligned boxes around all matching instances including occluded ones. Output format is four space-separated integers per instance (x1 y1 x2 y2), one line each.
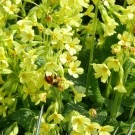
35 105 44 135
113 126 119 135
126 122 135 135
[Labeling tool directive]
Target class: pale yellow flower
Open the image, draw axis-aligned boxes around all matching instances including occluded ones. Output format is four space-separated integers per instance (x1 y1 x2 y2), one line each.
19 71 41 90
65 37 82 55
31 92 47 105
85 122 100 135
99 5 118 36
20 28 35 43
71 115 90 133
74 90 86 103
40 123 50 134
20 52 37 71
39 93 47 102
19 71 35 84
22 86 36 99
13 41 25 55
40 122 55 135
47 111 64 124
60 51 77 65
68 60 84 78
57 78 74 90
93 63 111 83
117 31 132 46
114 81 127 93
106 57 120 72
51 28 63 44
98 125 114 135
3 1 20 14
111 44 121 54
101 21 118 36
17 19 33 31
44 62 60 76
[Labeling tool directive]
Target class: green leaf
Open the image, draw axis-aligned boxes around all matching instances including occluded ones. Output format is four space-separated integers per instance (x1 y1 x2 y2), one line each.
63 102 89 117
10 108 36 132
4 122 18 135
89 70 105 105
122 93 135 107
125 77 135 96
91 109 108 125
120 121 135 135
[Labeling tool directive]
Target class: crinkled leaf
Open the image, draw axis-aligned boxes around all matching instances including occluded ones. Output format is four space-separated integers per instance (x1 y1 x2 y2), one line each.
10 108 36 132
91 109 108 125
63 102 89 117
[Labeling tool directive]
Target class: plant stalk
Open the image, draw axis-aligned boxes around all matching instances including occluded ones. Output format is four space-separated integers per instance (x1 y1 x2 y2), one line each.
105 73 112 99
129 100 135 119
111 91 123 119
123 0 127 8
85 0 100 96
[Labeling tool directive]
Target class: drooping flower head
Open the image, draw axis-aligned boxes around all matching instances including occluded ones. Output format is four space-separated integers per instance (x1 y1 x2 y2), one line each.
93 63 111 83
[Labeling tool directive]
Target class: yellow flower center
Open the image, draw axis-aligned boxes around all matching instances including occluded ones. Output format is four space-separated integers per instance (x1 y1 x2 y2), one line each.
66 54 72 61
71 66 76 72
27 32 33 40
75 118 83 124
69 43 75 48
9 6 14 12
102 66 108 73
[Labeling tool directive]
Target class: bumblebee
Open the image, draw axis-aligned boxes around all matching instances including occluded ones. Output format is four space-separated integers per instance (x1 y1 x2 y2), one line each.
45 75 63 88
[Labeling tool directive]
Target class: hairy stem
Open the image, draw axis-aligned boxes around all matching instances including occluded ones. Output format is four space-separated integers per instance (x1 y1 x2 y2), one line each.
111 92 123 119
105 73 112 99
85 0 100 96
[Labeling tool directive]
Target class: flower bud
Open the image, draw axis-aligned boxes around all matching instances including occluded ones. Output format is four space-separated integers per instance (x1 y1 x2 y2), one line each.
89 108 97 117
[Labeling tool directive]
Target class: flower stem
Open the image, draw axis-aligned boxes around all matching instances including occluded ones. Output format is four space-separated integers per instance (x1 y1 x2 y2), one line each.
111 64 125 119
111 91 123 119
129 100 135 119
105 73 112 99
85 0 100 96
123 0 127 8
123 62 134 85
21 1 26 17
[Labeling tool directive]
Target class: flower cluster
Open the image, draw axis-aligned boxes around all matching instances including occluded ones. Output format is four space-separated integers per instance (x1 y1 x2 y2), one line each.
70 111 114 135
92 0 135 94
0 0 86 116
0 0 121 134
